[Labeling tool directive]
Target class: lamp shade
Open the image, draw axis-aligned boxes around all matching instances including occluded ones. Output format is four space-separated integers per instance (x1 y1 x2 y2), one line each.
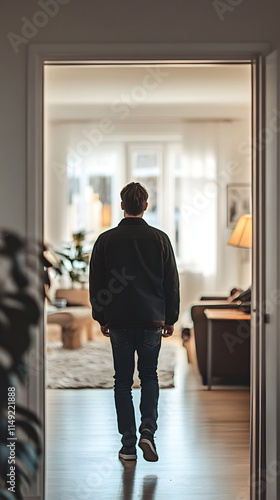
227 214 252 248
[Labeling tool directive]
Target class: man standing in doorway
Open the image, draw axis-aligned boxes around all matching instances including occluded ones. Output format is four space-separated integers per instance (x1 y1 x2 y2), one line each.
89 182 180 462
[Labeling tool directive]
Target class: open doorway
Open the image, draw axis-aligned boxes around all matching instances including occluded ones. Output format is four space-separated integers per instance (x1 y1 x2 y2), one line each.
44 62 252 499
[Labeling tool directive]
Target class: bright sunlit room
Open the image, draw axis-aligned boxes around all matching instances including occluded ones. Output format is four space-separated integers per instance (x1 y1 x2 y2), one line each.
44 62 252 499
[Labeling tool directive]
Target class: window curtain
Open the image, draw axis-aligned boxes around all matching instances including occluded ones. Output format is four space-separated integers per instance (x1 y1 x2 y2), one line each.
178 123 218 278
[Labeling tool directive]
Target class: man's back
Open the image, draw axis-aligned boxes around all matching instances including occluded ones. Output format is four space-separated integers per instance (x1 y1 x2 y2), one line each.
89 217 179 328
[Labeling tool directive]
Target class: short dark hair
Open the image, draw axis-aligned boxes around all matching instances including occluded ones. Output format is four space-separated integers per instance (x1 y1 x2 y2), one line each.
120 182 148 216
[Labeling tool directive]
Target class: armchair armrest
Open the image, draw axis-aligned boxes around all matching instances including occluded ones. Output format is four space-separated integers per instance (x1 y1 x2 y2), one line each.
200 288 243 302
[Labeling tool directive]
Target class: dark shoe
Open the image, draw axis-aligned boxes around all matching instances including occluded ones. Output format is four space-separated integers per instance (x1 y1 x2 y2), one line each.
119 445 137 461
138 430 158 462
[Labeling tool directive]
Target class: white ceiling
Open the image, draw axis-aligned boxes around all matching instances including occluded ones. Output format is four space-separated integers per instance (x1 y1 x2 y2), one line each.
45 64 251 121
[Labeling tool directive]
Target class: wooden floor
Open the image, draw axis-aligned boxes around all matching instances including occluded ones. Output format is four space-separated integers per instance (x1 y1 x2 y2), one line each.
46 339 250 500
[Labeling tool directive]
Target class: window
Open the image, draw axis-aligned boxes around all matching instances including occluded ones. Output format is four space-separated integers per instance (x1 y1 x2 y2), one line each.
66 137 218 277
66 145 123 241
128 144 163 228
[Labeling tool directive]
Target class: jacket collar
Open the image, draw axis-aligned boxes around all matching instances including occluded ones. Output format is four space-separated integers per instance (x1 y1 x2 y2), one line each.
118 217 148 226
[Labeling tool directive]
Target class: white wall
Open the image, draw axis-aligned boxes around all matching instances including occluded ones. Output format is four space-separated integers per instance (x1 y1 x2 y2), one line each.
216 119 252 292
44 122 69 247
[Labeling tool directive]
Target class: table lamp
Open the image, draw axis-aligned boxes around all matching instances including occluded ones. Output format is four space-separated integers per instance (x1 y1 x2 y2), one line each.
227 214 252 248
227 214 252 312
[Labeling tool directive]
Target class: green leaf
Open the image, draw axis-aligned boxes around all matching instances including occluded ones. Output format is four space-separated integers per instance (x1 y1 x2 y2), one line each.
15 406 41 427
0 488 18 500
14 362 28 384
55 251 73 262
3 232 24 253
15 420 42 453
15 464 31 486
1 291 40 324
16 442 39 475
0 443 10 475
55 251 69 258
11 258 29 289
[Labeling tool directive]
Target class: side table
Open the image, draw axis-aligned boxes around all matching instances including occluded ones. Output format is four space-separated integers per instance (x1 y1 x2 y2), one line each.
204 308 251 390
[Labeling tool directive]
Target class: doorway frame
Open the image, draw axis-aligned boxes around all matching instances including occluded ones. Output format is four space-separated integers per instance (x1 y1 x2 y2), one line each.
27 42 271 500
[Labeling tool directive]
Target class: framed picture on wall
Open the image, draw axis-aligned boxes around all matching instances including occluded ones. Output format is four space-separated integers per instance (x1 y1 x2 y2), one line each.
227 183 251 229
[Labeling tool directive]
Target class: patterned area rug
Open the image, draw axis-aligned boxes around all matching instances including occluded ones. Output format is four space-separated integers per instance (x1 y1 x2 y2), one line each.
47 339 178 389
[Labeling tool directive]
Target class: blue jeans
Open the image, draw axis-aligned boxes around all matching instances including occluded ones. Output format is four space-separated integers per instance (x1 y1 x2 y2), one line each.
109 326 162 446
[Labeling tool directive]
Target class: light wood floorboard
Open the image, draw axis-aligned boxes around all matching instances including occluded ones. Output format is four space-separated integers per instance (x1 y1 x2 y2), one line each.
46 339 250 499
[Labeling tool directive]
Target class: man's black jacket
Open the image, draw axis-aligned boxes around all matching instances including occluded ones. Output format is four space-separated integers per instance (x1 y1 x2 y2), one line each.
89 217 180 327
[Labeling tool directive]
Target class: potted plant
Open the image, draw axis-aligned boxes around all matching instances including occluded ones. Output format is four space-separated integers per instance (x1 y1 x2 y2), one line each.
0 230 58 499
55 230 90 287
54 230 92 307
